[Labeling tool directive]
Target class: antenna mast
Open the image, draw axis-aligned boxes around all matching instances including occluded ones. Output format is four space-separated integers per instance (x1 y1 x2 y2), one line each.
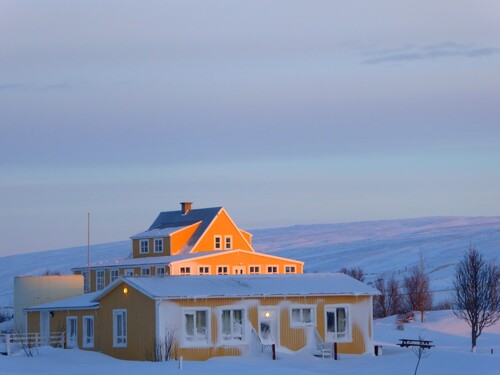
87 211 91 292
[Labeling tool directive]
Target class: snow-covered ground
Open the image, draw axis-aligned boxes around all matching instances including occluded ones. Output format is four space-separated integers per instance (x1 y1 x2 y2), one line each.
1 311 498 374
1 216 499 307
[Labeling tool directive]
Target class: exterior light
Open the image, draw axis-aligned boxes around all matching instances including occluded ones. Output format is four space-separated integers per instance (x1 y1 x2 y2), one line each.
265 311 270 318
123 287 128 294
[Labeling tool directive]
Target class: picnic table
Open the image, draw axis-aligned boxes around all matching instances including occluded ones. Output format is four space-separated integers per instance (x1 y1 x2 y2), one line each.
398 339 435 349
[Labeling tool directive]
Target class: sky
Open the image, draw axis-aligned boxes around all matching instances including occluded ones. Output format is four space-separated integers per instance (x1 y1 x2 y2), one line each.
1 1 499 257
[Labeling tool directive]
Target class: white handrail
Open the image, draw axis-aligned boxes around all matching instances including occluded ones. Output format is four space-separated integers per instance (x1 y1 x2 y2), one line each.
0 332 65 355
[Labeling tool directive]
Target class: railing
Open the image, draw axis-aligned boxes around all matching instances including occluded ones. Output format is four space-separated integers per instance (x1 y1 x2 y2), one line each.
250 329 276 359
0 332 65 356
313 328 335 359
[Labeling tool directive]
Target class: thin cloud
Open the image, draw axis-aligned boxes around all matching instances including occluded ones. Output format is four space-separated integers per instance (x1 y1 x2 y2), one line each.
362 42 500 65
41 81 72 91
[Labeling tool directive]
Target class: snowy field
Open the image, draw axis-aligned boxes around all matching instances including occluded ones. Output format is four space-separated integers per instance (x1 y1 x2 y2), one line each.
1 311 499 375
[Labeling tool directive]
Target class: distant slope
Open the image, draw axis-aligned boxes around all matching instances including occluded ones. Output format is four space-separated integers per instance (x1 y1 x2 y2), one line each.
1 216 499 307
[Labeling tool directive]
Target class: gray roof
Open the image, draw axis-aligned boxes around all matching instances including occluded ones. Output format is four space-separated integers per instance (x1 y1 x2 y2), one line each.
138 207 222 254
97 273 380 301
25 291 100 311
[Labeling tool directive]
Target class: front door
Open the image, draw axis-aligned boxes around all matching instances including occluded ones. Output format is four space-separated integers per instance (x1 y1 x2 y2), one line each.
258 307 278 345
40 311 50 345
233 266 245 275
66 317 77 348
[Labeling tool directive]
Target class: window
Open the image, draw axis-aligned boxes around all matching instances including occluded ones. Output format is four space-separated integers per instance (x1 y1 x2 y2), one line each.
180 267 191 275
82 316 94 348
285 265 296 274
96 269 105 291
154 238 163 253
199 266 210 275
82 270 89 292
291 306 315 327
156 266 166 276
224 236 232 250
110 269 119 283
217 266 228 275
325 306 350 342
124 269 134 276
249 266 260 274
267 266 278 274
220 309 245 342
140 239 149 254
113 310 127 347
214 236 222 250
183 309 209 344
141 267 151 276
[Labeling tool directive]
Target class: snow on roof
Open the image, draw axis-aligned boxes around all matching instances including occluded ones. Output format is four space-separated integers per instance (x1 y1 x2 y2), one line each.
103 273 380 301
25 291 100 311
71 251 234 271
130 225 190 240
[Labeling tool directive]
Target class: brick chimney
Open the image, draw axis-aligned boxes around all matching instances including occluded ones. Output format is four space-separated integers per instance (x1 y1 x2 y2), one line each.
180 202 193 215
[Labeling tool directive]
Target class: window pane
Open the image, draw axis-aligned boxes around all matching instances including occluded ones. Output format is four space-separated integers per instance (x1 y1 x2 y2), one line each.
222 310 231 335
117 315 122 336
326 311 336 333
196 311 206 336
291 309 300 323
303 308 312 323
337 308 346 334
185 314 194 336
233 310 243 338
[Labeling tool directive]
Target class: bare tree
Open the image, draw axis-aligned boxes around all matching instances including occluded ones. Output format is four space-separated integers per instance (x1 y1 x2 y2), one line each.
412 336 431 375
339 267 365 282
453 247 499 352
374 275 403 318
403 256 432 323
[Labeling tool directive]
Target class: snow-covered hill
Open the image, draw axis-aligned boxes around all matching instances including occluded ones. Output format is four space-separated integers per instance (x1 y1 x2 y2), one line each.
1 216 499 307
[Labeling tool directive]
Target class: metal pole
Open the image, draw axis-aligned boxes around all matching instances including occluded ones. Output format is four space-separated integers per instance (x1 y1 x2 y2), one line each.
87 212 90 292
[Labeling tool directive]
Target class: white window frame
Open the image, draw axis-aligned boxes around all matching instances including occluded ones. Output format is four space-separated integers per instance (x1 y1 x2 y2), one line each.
110 269 119 283
290 305 316 327
113 309 127 347
96 269 105 291
180 266 191 275
156 266 166 276
324 305 351 343
124 269 134 276
141 267 151 276
249 265 261 274
139 239 149 254
219 307 246 344
285 265 297 274
182 308 210 347
154 238 163 253
82 316 94 348
266 265 278 274
224 235 233 250
217 265 229 275
214 235 222 250
198 266 210 275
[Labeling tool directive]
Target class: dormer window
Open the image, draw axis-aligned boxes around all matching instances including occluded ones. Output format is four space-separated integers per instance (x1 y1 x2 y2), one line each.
154 238 163 253
214 236 222 250
224 236 232 250
140 240 149 254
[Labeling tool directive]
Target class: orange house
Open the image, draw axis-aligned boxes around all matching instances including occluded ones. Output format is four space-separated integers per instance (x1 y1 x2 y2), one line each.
73 202 303 292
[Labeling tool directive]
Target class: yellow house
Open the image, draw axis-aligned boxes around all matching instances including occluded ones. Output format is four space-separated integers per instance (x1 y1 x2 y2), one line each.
25 273 379 361
73 203 303 292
